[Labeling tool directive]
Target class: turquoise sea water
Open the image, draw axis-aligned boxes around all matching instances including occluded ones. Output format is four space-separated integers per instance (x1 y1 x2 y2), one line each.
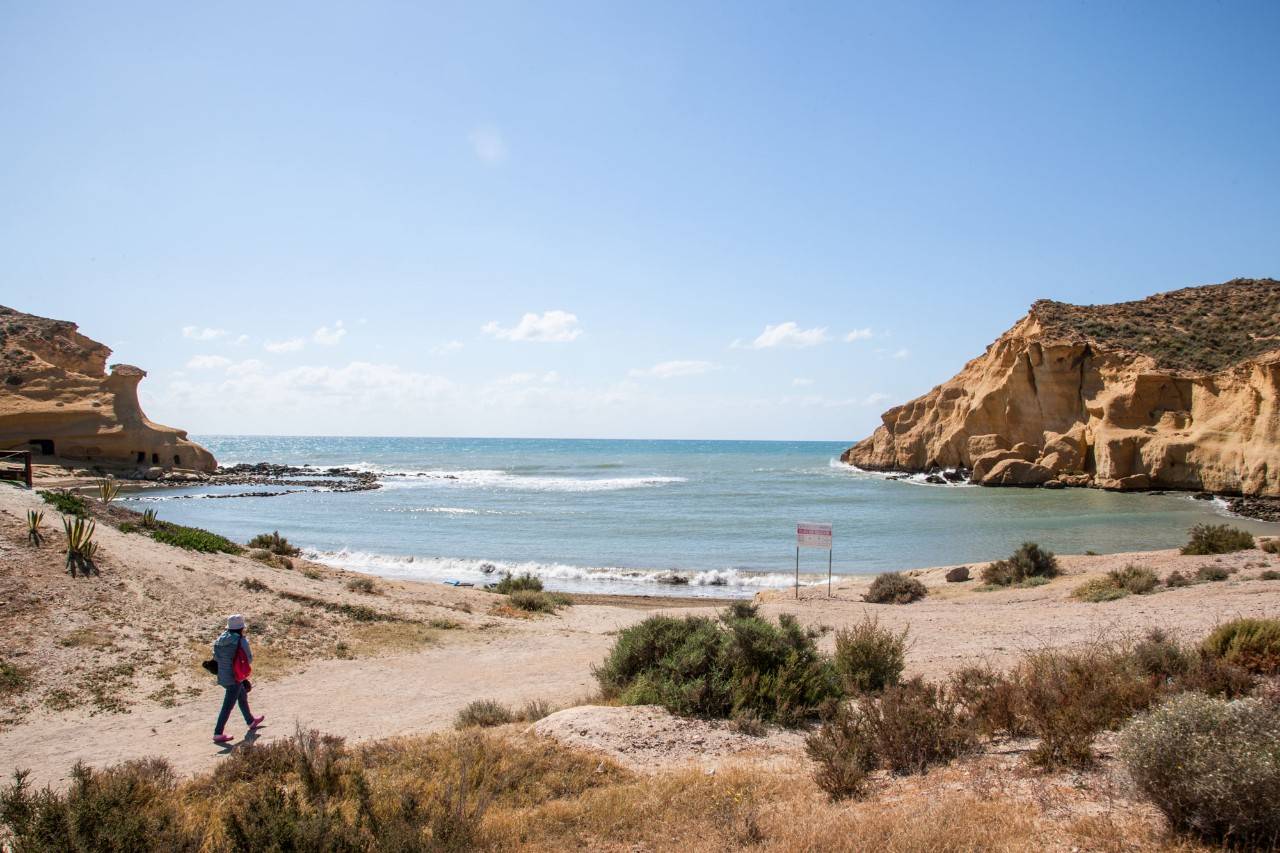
118 436 1277 598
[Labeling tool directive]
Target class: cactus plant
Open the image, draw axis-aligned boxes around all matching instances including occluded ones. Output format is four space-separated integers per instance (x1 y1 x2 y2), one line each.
26 510 43 546
63 515 98 576
96 477 120 504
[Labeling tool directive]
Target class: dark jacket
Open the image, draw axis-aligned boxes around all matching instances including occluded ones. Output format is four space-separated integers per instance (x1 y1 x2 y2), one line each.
212 630 252 688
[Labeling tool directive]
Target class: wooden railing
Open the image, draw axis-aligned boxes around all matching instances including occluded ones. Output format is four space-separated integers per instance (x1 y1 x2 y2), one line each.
0 451 33 488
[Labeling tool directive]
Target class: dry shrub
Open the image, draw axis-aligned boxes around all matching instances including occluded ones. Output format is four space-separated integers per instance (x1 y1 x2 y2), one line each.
1110 564 1158 594
1164 570 1192 588
982 542 1059 586
1196 565 1230 582
1121 692 1280 848
832 614 907 693
1260 538 1280 555
1201 617 1280 675
862 572 926 604
345 576 378 594
454 699 515 729
1072 576 1129 602
805 704 875 800
1012 645 1159 768
1182 523 1255 555
950 664 1029 737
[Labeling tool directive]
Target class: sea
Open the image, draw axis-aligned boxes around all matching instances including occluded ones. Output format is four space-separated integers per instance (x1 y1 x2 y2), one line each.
117 436 1278 598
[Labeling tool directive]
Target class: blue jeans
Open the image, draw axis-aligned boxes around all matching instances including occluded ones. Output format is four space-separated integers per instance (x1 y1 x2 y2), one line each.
215 682 253 735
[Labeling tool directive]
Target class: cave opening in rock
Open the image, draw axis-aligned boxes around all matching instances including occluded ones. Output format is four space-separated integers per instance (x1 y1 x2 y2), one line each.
173 454 181 466
152 453 159 464
136 451 146 464
28 439 54 456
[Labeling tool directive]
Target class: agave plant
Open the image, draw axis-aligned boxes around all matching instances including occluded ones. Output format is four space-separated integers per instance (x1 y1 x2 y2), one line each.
26 509 43 546
96 477 120 504
63 515 98 576
141 508 158 528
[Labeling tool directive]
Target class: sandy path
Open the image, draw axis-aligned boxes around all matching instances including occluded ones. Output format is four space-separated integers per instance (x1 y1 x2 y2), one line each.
0 606 651 789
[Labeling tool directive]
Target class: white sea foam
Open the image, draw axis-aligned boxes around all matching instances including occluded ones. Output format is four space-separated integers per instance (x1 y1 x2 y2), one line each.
827 458 974 487
303 547 810 594
373 468 688 493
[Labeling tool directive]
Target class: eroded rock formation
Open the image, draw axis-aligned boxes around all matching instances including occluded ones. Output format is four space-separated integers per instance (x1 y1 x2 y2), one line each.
0 306 216 472
843 279 1280 496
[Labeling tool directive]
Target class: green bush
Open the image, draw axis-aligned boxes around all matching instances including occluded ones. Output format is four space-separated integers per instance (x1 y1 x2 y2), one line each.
1181 524 1255 556
858 678 977 775
1130 629 1192 682
247 531 300 556
454 699 515 729
150 522 242 554
0 760 197 851
832 615 907 693
1201 618 1280 675
38 489 88 517
862 572 926 604
495 573 543 594
594 611 840 725
0 659 31 697
1261 569 1280 581
507 590 565 613
981 542 1059 586
1121 693 1280 847
1196 565 1230 582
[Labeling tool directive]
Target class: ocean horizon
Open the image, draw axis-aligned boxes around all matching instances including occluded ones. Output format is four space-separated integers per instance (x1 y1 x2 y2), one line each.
112 435 1279 598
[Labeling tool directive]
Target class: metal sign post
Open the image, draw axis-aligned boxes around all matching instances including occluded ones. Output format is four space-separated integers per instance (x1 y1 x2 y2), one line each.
796 522 833 598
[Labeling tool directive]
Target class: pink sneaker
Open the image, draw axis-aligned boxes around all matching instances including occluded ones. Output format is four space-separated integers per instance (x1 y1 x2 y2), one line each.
249 715 265 731
213 734 234 745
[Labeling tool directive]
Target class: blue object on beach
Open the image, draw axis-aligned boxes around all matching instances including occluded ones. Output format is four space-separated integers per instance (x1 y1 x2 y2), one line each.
443 580 474 587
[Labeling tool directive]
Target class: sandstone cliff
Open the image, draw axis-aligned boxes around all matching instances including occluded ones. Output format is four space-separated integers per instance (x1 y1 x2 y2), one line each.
0 306 216 472
843 279 1280 496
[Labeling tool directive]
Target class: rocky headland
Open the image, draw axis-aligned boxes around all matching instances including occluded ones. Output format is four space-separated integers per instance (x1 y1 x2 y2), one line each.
844 279 1280 505
0 306 216 474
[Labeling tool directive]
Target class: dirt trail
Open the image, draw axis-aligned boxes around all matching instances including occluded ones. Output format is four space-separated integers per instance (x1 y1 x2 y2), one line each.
0 613 634 788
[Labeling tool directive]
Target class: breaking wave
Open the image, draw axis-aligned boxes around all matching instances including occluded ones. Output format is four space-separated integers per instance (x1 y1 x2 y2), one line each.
303 548 813 596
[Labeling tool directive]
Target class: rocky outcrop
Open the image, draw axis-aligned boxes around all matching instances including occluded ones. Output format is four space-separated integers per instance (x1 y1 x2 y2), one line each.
843 279 1280 496
0 306 216 472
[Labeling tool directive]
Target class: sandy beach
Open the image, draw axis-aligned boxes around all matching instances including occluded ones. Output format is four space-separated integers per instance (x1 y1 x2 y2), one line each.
2 479 1277 793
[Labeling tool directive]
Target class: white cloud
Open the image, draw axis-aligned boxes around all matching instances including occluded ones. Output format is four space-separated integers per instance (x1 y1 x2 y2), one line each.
469 127 508 164
313 321 346 346
226 359 265 376
232 334 250 346
843 328 873 341
739 322 829 349
431 340 464 355
792 377 814 387
892 348 911 360
186 355 232 370
864 392 890 406
264 337 306 353
629 360 719 379
482 310 582 343
182 326 226 341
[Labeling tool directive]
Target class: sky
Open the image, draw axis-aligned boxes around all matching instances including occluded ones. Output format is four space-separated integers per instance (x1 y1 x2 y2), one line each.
2 2 1278 440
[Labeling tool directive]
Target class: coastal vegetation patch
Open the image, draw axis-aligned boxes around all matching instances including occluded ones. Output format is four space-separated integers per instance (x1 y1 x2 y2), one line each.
832 615 907 693
148 521 242 554
980 542 1059 586
1071 565 1159 602
1034 278 1280 373
1201 618 1280 675
37 489 88 517
247 530 300 556
594 605 840 725
862 572 927 604
1181 523 1256 556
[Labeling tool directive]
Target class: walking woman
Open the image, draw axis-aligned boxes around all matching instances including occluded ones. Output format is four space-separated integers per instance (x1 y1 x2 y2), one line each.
212 613 265 744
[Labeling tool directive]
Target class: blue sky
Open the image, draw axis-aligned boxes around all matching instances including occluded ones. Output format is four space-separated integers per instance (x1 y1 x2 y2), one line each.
2 2 1278 440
